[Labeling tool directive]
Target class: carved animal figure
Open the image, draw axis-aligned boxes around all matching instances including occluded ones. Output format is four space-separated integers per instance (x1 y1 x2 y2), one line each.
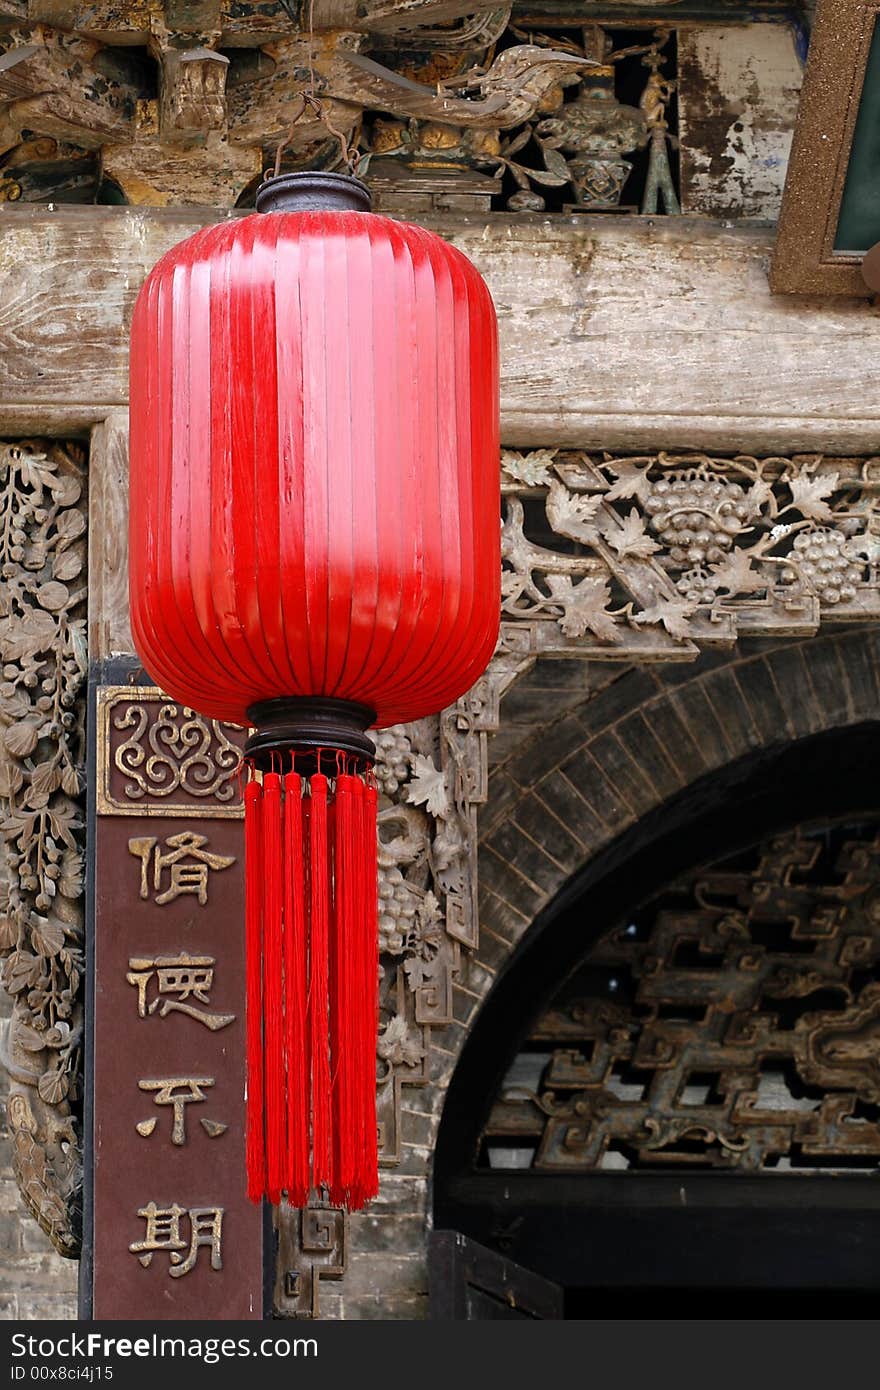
7 1089 80 1258
333 45 588 129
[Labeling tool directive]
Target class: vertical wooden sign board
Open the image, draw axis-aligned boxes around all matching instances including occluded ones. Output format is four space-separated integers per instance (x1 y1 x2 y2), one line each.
85 679 265 1319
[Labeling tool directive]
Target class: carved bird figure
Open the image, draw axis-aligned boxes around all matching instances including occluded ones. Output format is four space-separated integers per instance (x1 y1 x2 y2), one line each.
332 45 590 130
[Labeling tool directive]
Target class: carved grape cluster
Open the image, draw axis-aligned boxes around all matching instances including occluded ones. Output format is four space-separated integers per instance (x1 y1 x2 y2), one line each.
675 566 718 605
373 725 413 798
643 471 751 569
782 527 863 606
378 863 418 955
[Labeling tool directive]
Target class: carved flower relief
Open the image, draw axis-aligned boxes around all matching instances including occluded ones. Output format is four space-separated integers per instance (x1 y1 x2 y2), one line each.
377 1015 425 1074
0 441 86 1255
373 721 458 1083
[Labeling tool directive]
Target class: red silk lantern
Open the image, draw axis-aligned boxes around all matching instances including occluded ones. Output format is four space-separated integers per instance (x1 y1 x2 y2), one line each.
128 171 500 1211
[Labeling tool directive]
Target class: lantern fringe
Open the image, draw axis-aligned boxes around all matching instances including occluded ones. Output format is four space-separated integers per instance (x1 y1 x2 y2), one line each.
262 773 285 1204
244 755 379 1212
244 780 265 1202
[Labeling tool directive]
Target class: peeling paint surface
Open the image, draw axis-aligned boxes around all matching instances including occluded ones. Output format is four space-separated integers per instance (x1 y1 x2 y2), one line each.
679 24 803 219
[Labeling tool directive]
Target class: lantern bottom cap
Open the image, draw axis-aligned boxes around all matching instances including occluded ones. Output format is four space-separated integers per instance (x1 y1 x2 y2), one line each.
244 696 376 769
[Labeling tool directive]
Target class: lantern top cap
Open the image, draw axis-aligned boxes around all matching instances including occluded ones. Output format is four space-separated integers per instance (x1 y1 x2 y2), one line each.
255 170 372 215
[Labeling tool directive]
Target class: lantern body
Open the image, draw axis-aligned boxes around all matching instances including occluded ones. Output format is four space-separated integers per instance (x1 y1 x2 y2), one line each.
129 184 500 1213
129 208 500 728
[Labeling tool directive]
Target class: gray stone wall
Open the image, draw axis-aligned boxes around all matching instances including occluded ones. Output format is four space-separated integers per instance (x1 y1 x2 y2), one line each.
0 991 78 1320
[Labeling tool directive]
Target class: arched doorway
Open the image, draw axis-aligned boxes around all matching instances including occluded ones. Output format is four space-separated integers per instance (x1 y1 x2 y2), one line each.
434 723 880 1316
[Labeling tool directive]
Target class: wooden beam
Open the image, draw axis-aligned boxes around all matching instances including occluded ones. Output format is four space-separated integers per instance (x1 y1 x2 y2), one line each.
0 32 137 148
88 410 132 660
164 0 222 30
309 0 510 31
1 206 879 453
308 0 503 28
102 127 259 204
157 45 229 144
25 1 154 44
439 1173 880 1290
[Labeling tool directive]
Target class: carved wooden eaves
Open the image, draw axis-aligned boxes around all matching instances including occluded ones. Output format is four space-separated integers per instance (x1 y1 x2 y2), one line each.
0 6 592 203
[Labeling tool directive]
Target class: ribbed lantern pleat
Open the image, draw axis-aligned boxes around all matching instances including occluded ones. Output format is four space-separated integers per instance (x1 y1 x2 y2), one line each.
399 231 462 696
323 223 355 695
246 224 286 694
211 234 258 698
330 223 369 695
231 227 272 691
274 219 309 698
145 276 177 683
350 220 422 705
336 223 376 696
187 255 229 686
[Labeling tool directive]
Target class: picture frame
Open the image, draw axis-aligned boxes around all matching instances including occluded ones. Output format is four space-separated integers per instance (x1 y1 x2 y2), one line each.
771 0 880 295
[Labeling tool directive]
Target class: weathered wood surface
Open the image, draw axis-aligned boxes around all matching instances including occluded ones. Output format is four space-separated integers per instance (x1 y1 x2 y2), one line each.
88 410 133 659
678 24 803 220
1 205 879 452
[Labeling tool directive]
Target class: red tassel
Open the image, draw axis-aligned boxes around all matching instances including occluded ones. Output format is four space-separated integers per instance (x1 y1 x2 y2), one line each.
244 754 379 1211
355 779 380 1206
330 773 356 1205
244 777 265 1203
308 771 332 1189
283 771 309 1207
262 772 284 1204
328 783 342 1194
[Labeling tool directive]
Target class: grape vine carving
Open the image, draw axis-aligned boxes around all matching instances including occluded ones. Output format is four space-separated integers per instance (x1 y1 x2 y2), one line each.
0 441 87 1258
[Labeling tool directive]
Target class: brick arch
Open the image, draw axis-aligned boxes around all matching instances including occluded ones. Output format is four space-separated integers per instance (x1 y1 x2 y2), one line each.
414 627 880 1150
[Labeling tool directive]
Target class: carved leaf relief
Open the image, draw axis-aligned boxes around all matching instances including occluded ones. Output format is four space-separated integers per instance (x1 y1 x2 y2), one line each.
0 441 87 1258
500 450 880 654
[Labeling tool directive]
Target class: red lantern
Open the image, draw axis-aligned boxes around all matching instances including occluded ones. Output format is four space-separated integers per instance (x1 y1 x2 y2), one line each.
128 172 500 1211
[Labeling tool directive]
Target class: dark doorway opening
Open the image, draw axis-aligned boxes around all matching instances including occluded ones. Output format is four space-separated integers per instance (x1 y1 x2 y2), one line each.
434 721 880 1318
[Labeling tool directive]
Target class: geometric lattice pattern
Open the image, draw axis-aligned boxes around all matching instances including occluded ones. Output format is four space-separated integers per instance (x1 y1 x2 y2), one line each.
483 820 880 1172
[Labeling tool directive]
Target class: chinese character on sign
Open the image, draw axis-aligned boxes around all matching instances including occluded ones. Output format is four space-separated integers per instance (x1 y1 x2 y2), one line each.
130 1203 224 1278
128 832 235 906
126 953 236 1031
136 1077 228 1145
